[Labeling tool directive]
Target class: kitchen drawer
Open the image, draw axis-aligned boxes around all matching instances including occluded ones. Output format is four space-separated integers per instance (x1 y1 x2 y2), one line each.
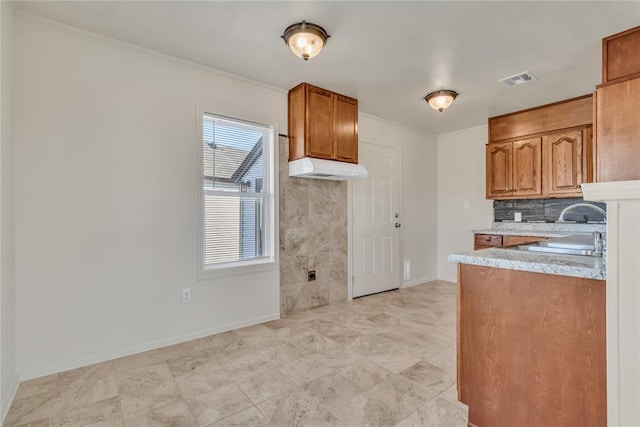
503 235 547 247
474 234 503 249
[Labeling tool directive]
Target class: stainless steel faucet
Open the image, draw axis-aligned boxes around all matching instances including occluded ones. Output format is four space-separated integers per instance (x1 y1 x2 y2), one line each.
593 231 604 256
558 203 607 223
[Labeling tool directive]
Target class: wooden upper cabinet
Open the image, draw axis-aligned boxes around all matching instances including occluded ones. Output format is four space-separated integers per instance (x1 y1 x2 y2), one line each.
334 95 358 162
543 129 593 196
486 142 512 198
306 86 335 159
288 83 358 163
487 95 594 200
512 138 542 196
603 26 640 84
486 138 542 199
488 95 593 142
596 78 640 182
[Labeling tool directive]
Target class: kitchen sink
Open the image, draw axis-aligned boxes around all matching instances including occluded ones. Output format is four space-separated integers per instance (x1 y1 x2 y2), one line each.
516 244 598 256
514 234 601 257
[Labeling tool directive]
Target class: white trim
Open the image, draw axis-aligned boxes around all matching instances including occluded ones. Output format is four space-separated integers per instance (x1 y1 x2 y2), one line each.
582 180 640 427
1 374 19 423
401 277 437 288
581 180 640 202
17 312 280 382
14 10 287 95
347 179 354 301
195 108 278 281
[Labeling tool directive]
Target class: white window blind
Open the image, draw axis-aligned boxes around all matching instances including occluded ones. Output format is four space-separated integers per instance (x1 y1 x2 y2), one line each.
202 113 272 267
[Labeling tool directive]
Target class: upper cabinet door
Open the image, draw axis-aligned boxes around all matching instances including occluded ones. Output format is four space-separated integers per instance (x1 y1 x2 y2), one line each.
596 79 640 182
305 86 335 160
543 130 584 196
486 142 513 198
512 138 542 197
334 95 358 163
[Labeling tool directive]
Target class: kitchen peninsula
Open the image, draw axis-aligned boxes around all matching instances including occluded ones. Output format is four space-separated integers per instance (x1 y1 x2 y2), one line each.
448 223 606 427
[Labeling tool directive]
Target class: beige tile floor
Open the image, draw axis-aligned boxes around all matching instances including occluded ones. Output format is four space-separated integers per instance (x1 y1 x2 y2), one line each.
5 280 467 427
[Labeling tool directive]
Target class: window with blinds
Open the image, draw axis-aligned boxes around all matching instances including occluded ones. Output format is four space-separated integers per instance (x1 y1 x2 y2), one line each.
201 113 273 268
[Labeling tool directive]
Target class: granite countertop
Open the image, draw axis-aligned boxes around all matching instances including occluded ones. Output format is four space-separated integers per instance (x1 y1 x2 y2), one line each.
472 222 606 238
448 248 606 280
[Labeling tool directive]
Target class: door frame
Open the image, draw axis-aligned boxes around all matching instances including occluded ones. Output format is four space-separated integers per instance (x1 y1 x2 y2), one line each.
348 141 403 300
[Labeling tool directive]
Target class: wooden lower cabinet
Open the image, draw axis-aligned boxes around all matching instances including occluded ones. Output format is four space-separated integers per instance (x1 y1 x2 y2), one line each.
457 264 606 427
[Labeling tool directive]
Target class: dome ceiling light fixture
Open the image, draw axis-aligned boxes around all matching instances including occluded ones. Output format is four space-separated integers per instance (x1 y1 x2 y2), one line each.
424 90 459 112
281 21 330 61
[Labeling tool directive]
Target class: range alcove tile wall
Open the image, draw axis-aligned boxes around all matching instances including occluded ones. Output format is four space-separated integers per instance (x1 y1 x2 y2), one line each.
279 136 348 316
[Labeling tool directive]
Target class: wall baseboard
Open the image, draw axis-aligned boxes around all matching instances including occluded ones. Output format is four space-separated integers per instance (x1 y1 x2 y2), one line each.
401 277 436 288
17 312 280 381
2 374 19 423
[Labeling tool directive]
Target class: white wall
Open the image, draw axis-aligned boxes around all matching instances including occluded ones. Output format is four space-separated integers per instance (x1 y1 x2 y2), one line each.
13 15 286 380
437 125 493 283
359 114 438 285
0 0 18 419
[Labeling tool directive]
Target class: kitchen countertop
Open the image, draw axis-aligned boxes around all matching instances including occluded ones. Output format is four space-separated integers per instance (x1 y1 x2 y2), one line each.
448 248 606 280
451 222 607 280
473 221 606 237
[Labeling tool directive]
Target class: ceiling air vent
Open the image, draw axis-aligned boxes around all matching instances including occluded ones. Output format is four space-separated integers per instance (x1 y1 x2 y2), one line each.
499 71 537 87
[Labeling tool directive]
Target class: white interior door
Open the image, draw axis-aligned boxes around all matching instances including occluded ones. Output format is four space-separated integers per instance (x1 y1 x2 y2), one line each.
351 143 401 298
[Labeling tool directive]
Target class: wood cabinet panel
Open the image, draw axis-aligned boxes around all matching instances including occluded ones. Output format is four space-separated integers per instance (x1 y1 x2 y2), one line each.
306 86 335 160
596 77 640 182
489 95 593 142
474 234 547 250
543 130 584 196
457 264 606 427
502 235 546 247
486 142 512 198
334 95 358 162
603 26 640 84
474 234 503 249
512 138 542 196
288 83 359 164
288 85 306 161
486 138 542 199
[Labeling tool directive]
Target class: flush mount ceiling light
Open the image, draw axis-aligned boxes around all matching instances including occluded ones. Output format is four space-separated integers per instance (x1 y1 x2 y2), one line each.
424 90 459 112
281 21 329 61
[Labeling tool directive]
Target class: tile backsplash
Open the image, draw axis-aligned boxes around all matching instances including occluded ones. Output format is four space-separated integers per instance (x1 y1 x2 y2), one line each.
494 198 607 223
279 136 348 317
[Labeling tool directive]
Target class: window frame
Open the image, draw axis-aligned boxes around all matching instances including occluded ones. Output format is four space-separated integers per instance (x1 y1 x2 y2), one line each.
196 109 278 280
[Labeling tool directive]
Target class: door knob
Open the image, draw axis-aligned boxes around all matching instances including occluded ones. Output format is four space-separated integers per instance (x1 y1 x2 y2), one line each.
395 223 402 228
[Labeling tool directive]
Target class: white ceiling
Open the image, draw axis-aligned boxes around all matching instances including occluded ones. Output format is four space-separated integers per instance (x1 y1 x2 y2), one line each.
13 1 640 134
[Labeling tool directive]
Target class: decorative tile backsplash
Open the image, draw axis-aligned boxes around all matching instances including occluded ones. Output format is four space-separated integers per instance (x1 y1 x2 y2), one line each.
278 136 348 317
494 198 607 223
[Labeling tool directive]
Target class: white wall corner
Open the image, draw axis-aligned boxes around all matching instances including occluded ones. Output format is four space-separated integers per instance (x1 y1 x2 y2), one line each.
1 374 18 423
582 179 640 427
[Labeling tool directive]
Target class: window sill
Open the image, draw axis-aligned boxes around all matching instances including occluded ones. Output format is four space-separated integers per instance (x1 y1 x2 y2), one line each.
197 258 278 281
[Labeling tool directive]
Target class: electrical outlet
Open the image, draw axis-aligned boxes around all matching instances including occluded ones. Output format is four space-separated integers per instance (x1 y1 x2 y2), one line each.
182 288 191 304
308 271 316 281
463 201 470 210
514 212 522 222
403 260 411 281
